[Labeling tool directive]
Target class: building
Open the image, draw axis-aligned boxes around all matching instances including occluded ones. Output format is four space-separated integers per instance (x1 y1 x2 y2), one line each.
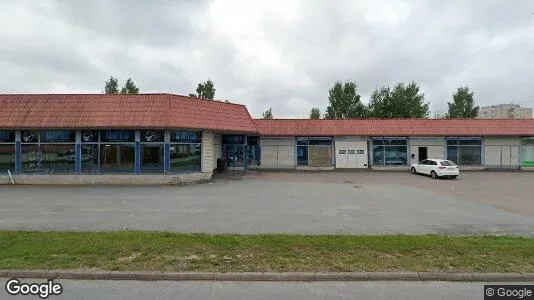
478 104 533 119
1 93 534 184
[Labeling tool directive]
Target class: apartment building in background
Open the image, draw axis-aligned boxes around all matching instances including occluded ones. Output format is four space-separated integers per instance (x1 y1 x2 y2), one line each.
478 103 533 119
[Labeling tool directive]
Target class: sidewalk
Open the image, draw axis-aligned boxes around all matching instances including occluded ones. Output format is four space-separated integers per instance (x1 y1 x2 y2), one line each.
2 270 533 282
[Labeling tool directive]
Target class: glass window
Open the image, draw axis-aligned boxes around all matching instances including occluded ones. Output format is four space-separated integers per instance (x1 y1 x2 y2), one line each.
348 150 356 154
296 138 309 145
384 146 407 165
459 146 481 165
308 137 332 145
0 131 15 143
440 160 456 166
372 145 384 165
297 145 308 165
21 144 75 174
371 138 384 145
170 144 201 172
384 137 407 145
521 138 534 167
0 144 15 173
446 146 458 163
222 135 244 145
459 137 482 145
81 144 99 173
141 144 164 173
338 150 346 154
446 137 458 145
100 144 135 173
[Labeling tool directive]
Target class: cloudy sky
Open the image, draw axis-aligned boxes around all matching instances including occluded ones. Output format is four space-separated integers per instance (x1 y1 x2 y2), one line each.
1 0 533 118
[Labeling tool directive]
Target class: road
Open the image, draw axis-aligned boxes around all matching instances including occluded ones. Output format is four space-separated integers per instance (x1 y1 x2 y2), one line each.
2 279 532 300
1 172 534 235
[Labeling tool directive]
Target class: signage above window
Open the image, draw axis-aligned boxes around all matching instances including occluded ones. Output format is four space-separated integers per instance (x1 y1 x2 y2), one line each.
40 131 75 143
81 131 98 143
141 130 164 143
171 131 202 143
222 135 244 145
21 131 38 143
0 131 15 143
101 130 135 143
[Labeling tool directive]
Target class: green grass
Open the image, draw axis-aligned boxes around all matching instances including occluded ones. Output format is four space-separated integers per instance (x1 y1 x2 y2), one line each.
1 231 533 273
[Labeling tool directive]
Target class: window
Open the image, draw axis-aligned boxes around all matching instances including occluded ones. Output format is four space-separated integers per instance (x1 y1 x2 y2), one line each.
440 160 456 166
21 131 76 174
97 130 136 173
372 137 407 165
0 131 15 173
446 137 482 165
296 137 333 166
521 138 534 167
338 150 346 154
348 150 356 154
140 130 164 173
171 131 201 172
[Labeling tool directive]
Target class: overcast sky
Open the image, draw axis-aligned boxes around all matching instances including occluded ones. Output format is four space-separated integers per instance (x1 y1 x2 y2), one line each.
1 0 533 118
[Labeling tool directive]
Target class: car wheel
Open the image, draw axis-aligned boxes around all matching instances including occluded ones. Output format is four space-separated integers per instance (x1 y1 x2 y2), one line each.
430 171 438 179
451 175 458 179
410 167 416 174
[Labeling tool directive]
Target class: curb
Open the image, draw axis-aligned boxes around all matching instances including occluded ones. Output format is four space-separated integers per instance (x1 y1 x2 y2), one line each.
1 270 534 282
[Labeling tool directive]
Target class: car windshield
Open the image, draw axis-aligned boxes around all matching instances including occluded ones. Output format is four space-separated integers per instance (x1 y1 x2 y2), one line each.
440 160 456 166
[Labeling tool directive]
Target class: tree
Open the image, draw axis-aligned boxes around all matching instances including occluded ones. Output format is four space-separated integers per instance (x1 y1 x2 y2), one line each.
104 76 119 94
192 79 216 99
262 108 273 119
309 108 321 119
368 81 430 118
120 78 140 94
324 81 367 119
447 86 479 118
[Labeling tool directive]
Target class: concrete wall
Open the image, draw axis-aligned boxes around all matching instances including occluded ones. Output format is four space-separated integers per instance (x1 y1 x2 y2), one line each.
213 133 222 169
0 173 212 185
484 137 520 169
201 131 215 173
409 137 445 165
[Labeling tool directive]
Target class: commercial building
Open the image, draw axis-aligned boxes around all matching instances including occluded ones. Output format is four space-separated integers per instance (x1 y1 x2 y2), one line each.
478 104 533 119
1 94 534 184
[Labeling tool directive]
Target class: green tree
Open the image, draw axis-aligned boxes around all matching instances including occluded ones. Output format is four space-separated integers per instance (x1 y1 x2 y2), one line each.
368 81 430 118
104 76 119 94
447 86 479 118
309 108 321 119
324 81 367 119
192 79 216 99
120 78 140 94
262 108 273 119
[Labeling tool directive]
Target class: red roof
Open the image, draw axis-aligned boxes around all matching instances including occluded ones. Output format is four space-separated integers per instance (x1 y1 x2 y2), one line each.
254 119 534 136
0 94 257 133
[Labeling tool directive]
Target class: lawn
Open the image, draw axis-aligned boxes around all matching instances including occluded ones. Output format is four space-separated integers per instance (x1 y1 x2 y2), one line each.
1 231 533 273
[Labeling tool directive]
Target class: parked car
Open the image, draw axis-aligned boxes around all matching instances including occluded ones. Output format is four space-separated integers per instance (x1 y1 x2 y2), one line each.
410 159 459 179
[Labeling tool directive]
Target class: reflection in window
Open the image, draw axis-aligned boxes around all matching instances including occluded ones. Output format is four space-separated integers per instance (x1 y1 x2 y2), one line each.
0 145 15 173
446 137 482 165
521 138 534 167
100 144 135 173
170 144 201 172
81 144 99 173
21 144 75 174
372 137 407 165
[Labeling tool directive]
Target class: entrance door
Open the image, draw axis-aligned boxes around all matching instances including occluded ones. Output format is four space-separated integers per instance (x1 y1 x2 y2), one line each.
418 147 428 162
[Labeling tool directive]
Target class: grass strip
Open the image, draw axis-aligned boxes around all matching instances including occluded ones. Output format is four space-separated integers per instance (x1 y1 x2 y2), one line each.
0 231 533 273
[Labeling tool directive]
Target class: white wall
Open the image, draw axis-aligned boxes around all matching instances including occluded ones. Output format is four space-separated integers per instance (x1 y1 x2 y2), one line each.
484 137 520 168
201 131 215 173
409 137 445 164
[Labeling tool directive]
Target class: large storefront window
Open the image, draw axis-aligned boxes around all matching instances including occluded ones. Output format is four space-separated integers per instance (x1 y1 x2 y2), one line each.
0 131 15 173
521 138 534 167
297 137 333 166
141 130 164 173
170 131 201 172
372 137 407 165
21 130 75 174
446 137 482 165
100 131 135 173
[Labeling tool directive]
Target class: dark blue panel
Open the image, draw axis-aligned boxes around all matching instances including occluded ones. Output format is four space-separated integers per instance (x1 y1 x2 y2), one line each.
164 143 170 173
15 141 21 174
171 131 202 143
135 142 141 174
102 130 135 143
75 143 82 174
0 131 15 143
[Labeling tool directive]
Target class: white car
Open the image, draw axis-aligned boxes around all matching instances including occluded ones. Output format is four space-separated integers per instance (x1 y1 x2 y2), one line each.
410 159 459 179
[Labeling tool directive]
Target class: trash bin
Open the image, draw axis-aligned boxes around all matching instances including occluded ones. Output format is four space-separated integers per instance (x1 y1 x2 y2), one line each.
217 158 227 173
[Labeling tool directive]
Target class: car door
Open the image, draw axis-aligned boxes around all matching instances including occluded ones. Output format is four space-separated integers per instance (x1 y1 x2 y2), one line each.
417 159 428 173
427 160 437 175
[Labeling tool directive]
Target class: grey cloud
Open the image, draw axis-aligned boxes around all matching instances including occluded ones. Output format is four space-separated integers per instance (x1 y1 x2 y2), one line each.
0 0 533 117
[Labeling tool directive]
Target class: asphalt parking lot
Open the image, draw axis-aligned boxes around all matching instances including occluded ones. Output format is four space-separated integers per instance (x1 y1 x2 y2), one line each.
1 171 534 236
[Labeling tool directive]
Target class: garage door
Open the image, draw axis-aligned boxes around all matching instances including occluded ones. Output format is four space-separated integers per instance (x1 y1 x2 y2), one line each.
260 138 295 169
335 141 368 168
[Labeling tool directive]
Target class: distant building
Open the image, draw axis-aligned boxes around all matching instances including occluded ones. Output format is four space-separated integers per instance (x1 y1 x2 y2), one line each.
478 104 533 119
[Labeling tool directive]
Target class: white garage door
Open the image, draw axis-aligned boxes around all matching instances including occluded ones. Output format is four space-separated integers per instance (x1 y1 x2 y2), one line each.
335 141 368 168
260 138 295 169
